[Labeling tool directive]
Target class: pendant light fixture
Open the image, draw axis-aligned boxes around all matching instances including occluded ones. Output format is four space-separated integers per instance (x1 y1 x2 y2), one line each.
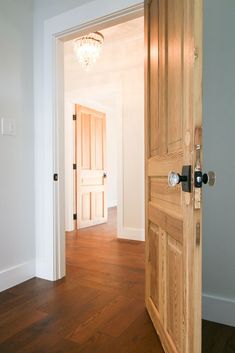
73 32 104 71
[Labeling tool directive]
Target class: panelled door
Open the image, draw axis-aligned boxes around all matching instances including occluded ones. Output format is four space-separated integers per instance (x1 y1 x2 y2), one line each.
145 1 202 353
75 105 107 229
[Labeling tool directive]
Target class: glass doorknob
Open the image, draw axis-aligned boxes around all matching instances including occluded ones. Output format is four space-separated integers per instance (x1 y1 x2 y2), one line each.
168 171 187 187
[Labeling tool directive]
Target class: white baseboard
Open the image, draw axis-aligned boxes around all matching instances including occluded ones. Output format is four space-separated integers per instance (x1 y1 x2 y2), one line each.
203 292 235 327
108 200 118 208
117 227 145 241
0 260 35 292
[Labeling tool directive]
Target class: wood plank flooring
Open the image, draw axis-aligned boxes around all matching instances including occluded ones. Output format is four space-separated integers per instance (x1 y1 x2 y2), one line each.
0 208 163 353
0 207 234 353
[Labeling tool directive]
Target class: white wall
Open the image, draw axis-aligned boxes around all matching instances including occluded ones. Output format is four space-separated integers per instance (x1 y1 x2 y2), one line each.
202 0 235 326
0 0 35 291
64 18 144 238
34 0 94 21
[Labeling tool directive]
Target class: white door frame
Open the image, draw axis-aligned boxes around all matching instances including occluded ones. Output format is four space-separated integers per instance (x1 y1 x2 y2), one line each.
35 0 144 281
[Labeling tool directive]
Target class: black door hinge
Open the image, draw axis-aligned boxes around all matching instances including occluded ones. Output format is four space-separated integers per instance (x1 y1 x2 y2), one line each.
73 213 77 221
53 173 58 181
73 114 77 121
73 163 77 170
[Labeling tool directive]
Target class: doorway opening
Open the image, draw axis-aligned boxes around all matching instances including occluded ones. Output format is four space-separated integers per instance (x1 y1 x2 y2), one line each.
59 16 156 350
63 17 145 246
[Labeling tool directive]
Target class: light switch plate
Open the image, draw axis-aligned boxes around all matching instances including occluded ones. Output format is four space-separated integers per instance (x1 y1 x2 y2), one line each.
1 118 16 136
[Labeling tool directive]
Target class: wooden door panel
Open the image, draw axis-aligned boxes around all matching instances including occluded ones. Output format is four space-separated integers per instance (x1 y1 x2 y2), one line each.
81 113 91 169
150 178 182 207
145 0 202 352
148 153 183 178
149 223 160 310
167 0 183 154
166 236 183 353
81 171 104 186
149 0 159 156
94 191 104 218
81 192 91 221
76 105 107 228
95 117 104 170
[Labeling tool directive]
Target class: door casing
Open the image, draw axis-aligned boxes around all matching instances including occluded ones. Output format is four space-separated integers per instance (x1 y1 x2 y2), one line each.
34 0 144 281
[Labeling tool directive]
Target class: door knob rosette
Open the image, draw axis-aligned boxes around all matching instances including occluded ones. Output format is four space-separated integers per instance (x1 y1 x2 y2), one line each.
194 170 216 187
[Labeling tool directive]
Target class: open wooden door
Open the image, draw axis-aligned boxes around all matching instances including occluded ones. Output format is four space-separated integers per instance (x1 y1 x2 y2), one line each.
145 1 202 353
75 105 107 229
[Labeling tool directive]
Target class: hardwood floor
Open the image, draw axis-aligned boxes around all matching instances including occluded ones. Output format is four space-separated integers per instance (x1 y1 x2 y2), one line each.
1 207 235 353
202 320 235 353
0 208 163 353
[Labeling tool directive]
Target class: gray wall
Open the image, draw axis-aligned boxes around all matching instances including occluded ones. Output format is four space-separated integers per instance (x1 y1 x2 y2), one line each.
34 0 94 21
0 0 35 287
203 0 235 324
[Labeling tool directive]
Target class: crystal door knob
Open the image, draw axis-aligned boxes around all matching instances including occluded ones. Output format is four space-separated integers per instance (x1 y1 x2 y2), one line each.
168 171 187 187
168 172 180 187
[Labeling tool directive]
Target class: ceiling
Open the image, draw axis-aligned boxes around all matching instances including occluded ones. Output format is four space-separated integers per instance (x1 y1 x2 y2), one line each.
99 16 144 44
64 16 144 60
64 16 144 108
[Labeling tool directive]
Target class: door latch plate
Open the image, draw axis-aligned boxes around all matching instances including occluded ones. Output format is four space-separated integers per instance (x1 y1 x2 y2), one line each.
182 165 191 193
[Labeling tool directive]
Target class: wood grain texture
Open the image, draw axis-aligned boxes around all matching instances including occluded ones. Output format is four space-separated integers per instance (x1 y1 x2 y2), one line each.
0 208 164 353
145 0 203 352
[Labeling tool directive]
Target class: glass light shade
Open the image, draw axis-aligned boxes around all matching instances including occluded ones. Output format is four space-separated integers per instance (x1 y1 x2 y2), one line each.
73 32 104 71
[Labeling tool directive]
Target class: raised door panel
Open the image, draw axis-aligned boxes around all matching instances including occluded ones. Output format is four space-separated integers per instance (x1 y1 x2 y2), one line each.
167 0 183 153
166 236 183 353
81 113 91 169
81 192 91 221
95 117 104 170
149 0 159 156
148 223 160 311
94 191 104 219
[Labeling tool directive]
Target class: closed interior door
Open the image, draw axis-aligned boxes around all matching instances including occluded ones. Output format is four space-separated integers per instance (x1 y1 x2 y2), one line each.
75 105 107 229
145 0 202 352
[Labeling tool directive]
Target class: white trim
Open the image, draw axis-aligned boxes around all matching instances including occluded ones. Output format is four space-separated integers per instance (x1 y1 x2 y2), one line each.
203 293 235 327
35 0 144 280
0 261 35 292
118 227 145 241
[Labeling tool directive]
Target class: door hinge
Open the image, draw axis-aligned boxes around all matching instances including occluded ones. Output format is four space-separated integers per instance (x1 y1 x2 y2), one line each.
73 213 77 221
194 47 199 60
73 163 77 170
53 173 58 181
73 114 77 121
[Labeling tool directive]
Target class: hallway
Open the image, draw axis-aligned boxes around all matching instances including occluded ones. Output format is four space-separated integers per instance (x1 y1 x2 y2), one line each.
0 208 163 353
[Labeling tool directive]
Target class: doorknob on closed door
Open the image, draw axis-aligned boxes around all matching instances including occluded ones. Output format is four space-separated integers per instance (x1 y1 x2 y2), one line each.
103 172 107 178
